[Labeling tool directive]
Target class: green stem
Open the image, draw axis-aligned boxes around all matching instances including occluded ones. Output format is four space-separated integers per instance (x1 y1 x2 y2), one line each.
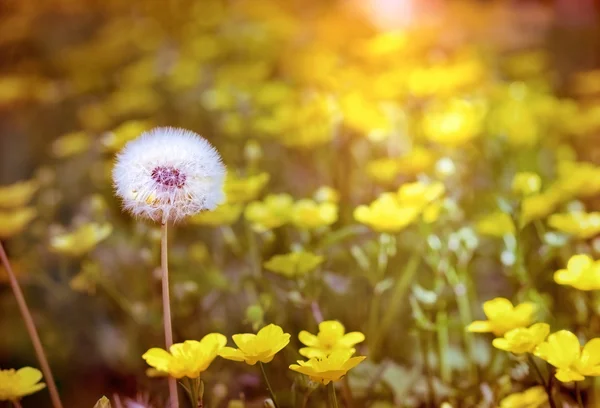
369 253 420 358
575 381 584 408
436 309 451 384
527 355 557 408
259 362 280 408
419 328 435 408
328 382 339 408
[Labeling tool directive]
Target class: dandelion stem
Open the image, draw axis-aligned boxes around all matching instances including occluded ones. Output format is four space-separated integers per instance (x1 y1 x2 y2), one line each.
0 242 63 408
259 362 280 408
575 382 584 408
328 382 339 408
160 223 179 408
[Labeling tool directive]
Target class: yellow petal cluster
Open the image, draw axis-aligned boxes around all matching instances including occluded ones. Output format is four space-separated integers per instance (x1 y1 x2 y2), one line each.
289 349 366 385
548 211 600 239
0 367 46 401
467 297 536 336
188 203 243 227
142 333 227 379
219 324 290 365
224 172 270 204
49 223 113 257
554 254 600 291
499 386 547 408
492 323 549 354
290 199 338 230
263 251 324 278
422 98 485 147
244 194 293 232
0 208 37 239
476 212 515 238
512 172 542 196
0 179 39 208
298 320 365 358
534 330 600 382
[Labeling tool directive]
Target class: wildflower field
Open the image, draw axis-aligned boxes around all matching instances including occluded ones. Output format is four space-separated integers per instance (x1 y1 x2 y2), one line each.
2 0 600 407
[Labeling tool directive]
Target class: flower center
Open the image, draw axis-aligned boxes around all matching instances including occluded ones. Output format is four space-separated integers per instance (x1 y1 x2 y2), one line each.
151 166 187 188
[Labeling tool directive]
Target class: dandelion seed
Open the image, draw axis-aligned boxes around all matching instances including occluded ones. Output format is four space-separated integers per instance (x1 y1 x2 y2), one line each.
113 127 226 223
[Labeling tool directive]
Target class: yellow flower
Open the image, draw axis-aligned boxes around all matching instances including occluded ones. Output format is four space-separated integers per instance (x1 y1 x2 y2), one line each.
476 212 515 237
0 208 37 239
188 203 243 227
422 99 485 147
0 180 39 209
313 186 339 203
51 131 91 158
554 161 600 199
142 333 227 379
244 194 293 232
219 324 290 365
499 386 548 408
354 193 420 233
289 349 366 385
534 330 600 382
0 367 46 401
49 223 113 257
467 298 536 336
548 212 600 239
291 199 338 229
397 181 445 208
224 172 270 204
396 147 436 175
519 191 560 227
512 172 542 196
263 251 324 278
492 323 550 354
101 120 153 152
366 158 400 185
554 254 600 291
298 320 365 358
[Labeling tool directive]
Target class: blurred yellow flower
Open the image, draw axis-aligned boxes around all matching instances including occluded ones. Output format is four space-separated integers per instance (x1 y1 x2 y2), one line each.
499 386 547 408
298 320 365 358
354 193 420 233
107 86 161 117
519 191 560 227
548 212 600 239
313 186 340 203
224 172 270 204
289 349 366 385
291 199 338 229
554 254 600 291
554 161 600 199
0 367 46 401
0 180 38 209
422 99 484 147
101 120 153 152
397 181 445 208
51 131 91 159
366 158 400 185
492 323 550 354
476 212 515 237
142 333 227 379
396 147 436 175
0 208 37 239
340 92 393 139
189 203 243 227
244 194 293 232
534 330 600 382
263 251 324 278
467 297 536 336
49 223 113 257
219 324 290 365
512 172 541 196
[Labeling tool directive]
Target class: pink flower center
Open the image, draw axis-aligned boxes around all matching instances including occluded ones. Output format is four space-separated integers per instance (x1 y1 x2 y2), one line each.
151 166 186 188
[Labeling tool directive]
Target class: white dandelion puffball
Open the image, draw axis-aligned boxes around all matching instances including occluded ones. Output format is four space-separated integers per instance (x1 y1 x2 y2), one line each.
113 127 226 223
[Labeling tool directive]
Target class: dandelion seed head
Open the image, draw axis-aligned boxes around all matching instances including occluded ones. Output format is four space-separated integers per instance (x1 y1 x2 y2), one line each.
113 127 226 223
